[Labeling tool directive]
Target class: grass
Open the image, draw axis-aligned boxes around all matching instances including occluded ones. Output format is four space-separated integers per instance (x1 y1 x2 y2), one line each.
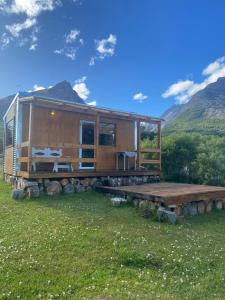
0 180 225 299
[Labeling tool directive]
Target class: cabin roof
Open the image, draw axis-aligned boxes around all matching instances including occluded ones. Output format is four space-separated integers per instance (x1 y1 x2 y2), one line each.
18 95 162 123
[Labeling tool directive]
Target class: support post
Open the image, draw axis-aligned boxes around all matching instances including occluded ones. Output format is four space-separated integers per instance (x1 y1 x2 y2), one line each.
95 114 99 170
157 122 161 171
137 121 141 170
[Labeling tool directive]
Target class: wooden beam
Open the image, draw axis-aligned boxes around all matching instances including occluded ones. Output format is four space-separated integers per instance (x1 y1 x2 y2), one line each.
140 148 160 153
137 121 141 169
157 123 161 171
16 169 160 179
95 114 99 170
141 159 161 164
17 141 29 148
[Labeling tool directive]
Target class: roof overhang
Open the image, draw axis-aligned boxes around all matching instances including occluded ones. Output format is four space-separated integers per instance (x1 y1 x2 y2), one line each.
18 95 162 123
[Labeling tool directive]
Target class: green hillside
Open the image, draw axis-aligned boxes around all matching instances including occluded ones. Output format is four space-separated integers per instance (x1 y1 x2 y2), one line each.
163 77 225 136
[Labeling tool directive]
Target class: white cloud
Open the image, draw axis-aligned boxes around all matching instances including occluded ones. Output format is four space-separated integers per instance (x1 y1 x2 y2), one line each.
73 76 90 100
5 18 36 37
87 100 97 106
27 83 45 92
0 32 12 49
54 49 63 54
4 0 61 18
162 56 225 104
54 28 83 60
162 80 194 98
90 34 117 66
133 92 148 103
65 29 80 43
0 0 61 49
64 47 77 60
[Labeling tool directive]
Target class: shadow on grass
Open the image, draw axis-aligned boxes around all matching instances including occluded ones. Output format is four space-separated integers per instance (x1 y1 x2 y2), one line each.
117 251 162 269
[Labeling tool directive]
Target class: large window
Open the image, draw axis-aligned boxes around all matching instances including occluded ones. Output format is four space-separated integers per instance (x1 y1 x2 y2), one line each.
99 123 116 146
6 119 14 147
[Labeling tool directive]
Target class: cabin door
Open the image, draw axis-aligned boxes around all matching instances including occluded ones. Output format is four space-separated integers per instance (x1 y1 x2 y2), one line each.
79 120 95 169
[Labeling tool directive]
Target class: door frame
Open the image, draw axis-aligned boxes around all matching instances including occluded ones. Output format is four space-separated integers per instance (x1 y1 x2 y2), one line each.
79 120 95 170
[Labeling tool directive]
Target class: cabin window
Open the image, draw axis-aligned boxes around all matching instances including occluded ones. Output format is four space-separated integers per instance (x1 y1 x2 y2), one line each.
81 121 95 145
6 119 14 147
99 123 116 146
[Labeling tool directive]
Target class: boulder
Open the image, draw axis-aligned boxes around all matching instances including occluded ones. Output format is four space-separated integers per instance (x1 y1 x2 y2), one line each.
215 200 223 210
38 183 45 196
43 179 51 188
157 207 176 224
27 185 40 198
11 189 25 200
111 197 127 206
188 202 198 216
46 181 62 196
206 201 213 213
17 179 38 190
139 200 148 208
75 185 86 193
197 201 205 214
63 183 75 194
60 178 69 187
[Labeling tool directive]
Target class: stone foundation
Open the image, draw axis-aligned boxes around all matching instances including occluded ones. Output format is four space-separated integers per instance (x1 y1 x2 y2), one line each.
132 198 225 218
7 175 160 199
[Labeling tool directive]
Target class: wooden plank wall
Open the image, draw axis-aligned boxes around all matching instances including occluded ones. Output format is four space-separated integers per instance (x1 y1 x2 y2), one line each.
29 105 135 171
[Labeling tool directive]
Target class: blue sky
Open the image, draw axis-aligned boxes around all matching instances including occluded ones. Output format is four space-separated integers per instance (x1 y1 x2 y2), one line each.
1 0 225 117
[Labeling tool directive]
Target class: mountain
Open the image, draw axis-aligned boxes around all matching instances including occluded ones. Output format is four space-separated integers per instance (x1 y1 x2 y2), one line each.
161 104 184 127
0 81 85 153
163 77 225 136
0 80 84 118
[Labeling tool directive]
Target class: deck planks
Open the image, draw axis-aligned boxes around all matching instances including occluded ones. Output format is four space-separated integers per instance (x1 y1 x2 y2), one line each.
98 182 225 206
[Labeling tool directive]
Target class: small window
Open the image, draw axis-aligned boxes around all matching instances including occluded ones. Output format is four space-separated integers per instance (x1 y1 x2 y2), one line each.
6 119 14 147
80 149 94 169
99 123 116 146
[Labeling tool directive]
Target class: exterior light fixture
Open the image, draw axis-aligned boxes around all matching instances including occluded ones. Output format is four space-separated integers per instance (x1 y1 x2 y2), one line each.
50 110 56 116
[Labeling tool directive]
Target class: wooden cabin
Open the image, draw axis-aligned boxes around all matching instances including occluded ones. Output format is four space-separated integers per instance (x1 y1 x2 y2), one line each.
3 95 161 180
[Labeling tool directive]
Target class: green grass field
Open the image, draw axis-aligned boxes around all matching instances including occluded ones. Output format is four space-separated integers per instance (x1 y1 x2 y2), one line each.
0 178 225 299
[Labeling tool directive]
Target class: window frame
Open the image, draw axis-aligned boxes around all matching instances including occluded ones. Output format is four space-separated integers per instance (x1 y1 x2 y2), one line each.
99 122 116 147
5 118 14 148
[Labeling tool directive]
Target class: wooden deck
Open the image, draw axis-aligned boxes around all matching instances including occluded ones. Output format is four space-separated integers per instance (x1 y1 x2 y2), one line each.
98 182 225 206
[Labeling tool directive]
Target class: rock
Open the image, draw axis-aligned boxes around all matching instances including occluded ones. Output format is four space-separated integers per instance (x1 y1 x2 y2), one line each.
206 201 213 213
157 206 176 224
60 178 69 187
43 179 51 188
188 202 198 216
111 197 127 206
80 178 91 187
197 201 205 214
90 178 98 186
139 200 148 208
17 179 38 190
182 205 189 216
149 201 157 210
133 198 139 207
27 185 40 198
63 183 75 194
215 200 223 210
108 177 117 187
5 175 15 185
46 181 62 196
11 189 25 200
38 183 44 195
75 185 86 193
